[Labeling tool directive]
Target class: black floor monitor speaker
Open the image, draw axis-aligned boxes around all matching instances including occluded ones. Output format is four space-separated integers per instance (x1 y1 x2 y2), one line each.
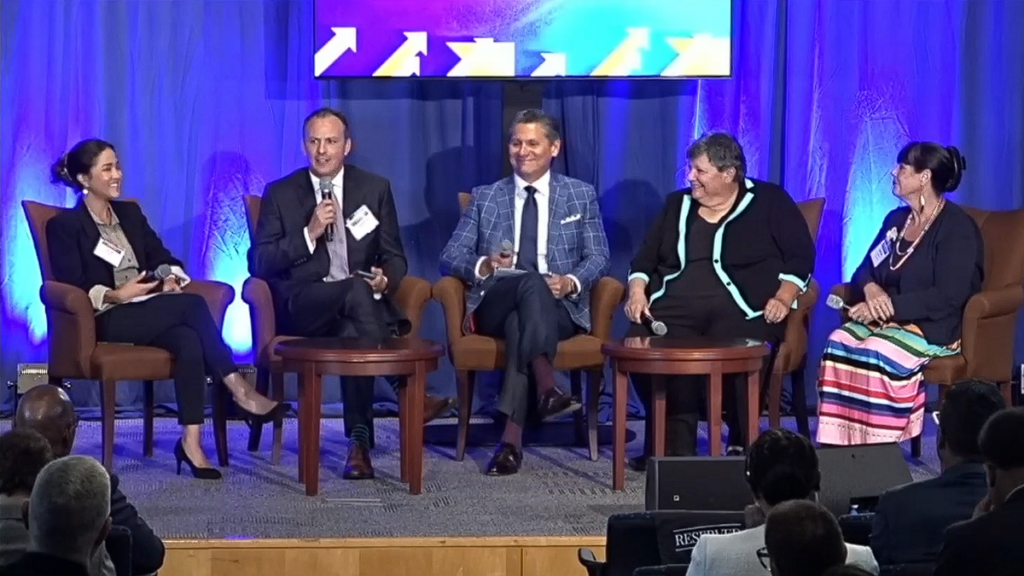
646 443 913 515
817 443 913 517
645 456 749 511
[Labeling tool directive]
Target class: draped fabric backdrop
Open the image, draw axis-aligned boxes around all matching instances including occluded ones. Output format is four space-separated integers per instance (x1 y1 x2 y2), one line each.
2 0 1022 417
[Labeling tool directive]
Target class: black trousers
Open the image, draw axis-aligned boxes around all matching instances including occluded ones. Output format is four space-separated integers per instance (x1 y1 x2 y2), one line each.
96 293 238 426
287 278 390 441
475 273 578 426
625 293 782 456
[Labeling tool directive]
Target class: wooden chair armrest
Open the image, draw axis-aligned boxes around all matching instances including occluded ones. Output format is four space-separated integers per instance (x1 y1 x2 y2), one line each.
432 276 468 343
183 279 234 328
242 277 277 367
40 281 96 379
393 276 433 337
590 277 626 341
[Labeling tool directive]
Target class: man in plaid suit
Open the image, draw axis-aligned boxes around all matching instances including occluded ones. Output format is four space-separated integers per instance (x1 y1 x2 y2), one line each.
440 109 610 476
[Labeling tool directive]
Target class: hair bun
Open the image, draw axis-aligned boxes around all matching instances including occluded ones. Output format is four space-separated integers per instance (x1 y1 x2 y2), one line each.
945 146 966 192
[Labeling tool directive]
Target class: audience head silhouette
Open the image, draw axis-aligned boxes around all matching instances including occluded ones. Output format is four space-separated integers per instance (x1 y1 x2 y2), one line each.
764 500 846 576
23 455 112 565
0 428 54 497
978 407 1024 507
936 381 1006 467
745 428 820 509
15 385 78 458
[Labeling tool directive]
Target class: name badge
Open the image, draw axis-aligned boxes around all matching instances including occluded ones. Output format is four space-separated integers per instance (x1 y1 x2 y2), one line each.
346 204 379 241
93 238 125 267
870 239 891 268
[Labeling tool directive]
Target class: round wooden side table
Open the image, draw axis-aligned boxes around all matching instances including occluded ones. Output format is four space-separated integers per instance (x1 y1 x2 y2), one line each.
275 337 445 496
601 337 771 491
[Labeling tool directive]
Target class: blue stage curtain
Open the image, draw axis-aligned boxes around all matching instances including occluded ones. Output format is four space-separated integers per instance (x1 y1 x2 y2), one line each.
2 0 1022 417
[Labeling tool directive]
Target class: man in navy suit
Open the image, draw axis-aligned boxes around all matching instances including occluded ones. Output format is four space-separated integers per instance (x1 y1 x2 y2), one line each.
869 381 1005 565
249 108 453 480
440 109 610 475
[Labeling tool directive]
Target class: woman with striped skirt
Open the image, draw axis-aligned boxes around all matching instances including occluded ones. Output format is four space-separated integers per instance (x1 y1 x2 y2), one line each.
816 142 983 445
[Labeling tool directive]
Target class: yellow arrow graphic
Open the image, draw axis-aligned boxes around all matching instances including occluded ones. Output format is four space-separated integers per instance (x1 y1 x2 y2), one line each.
591 28 650 77
374 32 428 77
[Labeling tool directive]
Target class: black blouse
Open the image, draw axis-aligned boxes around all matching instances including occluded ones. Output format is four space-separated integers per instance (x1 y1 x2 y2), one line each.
851 202 984 345
628 178 816 319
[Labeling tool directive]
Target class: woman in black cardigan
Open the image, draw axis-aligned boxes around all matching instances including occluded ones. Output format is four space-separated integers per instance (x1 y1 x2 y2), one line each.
624 133 816 465
46 139 287 480
816 143 983 446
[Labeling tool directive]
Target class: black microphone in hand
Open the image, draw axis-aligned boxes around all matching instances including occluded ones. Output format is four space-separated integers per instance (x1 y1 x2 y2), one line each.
642 313 668 336
141 264 173 283
319 178 335 242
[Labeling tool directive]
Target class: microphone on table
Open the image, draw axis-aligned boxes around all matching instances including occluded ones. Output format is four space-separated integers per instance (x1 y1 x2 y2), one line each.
319 178 335 242
642 313 668 336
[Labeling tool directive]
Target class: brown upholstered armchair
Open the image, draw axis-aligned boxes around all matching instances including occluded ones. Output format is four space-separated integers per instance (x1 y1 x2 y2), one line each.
22 200 235 470
766 198 826 436
830 207 1024 456
432 193 626 462
241 195 434 463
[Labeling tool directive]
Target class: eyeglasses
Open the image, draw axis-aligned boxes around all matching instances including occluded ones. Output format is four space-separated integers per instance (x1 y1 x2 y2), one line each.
756 547 771 572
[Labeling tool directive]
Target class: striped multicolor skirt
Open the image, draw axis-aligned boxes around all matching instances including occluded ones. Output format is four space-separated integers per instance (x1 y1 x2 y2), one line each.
816 321 959 446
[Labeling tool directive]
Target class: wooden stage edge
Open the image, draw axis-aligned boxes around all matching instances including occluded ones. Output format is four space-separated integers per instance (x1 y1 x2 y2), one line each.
163 535 607 576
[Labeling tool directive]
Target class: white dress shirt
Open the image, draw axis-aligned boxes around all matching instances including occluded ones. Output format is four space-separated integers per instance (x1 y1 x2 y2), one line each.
474 171 580 295
303 168 345 254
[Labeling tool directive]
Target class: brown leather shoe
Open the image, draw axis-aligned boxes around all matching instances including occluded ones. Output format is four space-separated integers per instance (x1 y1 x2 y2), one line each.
536 388 581 421
486 442 523 476
342 444 374 480
423 394 456 423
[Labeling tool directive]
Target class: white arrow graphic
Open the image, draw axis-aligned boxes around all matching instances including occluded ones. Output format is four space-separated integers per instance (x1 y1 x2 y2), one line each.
447 38 516 77
530 53 567 77
314 27 357 77
374 32 428 77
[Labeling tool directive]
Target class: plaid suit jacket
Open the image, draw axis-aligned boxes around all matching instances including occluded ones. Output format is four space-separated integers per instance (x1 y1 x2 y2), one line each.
440 173 610 333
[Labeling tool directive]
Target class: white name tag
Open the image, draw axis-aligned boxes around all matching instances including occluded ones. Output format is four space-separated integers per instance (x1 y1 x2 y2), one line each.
346 204 379 241
93 238 125 267
870 239 891 268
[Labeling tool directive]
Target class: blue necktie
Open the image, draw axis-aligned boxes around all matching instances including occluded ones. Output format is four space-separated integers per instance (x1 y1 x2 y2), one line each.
517 185 539 272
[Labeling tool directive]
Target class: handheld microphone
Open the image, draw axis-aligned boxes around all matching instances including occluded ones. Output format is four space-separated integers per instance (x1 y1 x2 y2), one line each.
642 314 668 336
142 264 173 283
499 239 513 258
319 178 335 242
826 294 850 311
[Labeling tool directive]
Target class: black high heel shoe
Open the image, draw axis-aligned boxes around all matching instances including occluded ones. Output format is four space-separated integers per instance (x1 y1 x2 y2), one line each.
174 439 223 480
237 401 290 427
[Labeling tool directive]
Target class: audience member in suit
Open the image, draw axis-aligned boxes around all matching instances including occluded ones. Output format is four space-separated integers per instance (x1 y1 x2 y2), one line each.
15 386 165 576
623 133 815 464
249 108 454 479
46 140 286 480
439 109 611 475
686 429 878 576
870 380 1005 565
935 407 1024 576
0 456 111 576
764 500 849 576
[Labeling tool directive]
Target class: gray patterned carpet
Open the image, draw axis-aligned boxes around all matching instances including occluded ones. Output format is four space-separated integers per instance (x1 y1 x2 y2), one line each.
0 416 941 540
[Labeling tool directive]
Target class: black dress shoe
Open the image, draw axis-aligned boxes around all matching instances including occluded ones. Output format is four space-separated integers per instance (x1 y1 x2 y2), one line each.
627 455 648 472
536 388 581 421
486 442 523 476
342 444 375 480
423 394 456 423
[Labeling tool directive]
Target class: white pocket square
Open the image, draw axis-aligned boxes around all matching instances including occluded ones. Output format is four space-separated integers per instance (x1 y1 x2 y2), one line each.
560 214 581 224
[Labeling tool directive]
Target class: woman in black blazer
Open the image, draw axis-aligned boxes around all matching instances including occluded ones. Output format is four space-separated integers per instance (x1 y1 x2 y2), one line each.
46 139 287 480
623 133 816 465
816 143 983 447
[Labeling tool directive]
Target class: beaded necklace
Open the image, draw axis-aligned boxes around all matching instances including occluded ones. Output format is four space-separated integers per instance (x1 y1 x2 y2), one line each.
889 198 944 271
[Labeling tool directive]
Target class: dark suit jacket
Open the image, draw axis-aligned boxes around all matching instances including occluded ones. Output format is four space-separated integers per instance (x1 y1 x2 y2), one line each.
869 461 988 564
934 485 1024 576
248 165 409 334
0 552 90 576
46 201 182 294
109 474 164 576
850 201 983 346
